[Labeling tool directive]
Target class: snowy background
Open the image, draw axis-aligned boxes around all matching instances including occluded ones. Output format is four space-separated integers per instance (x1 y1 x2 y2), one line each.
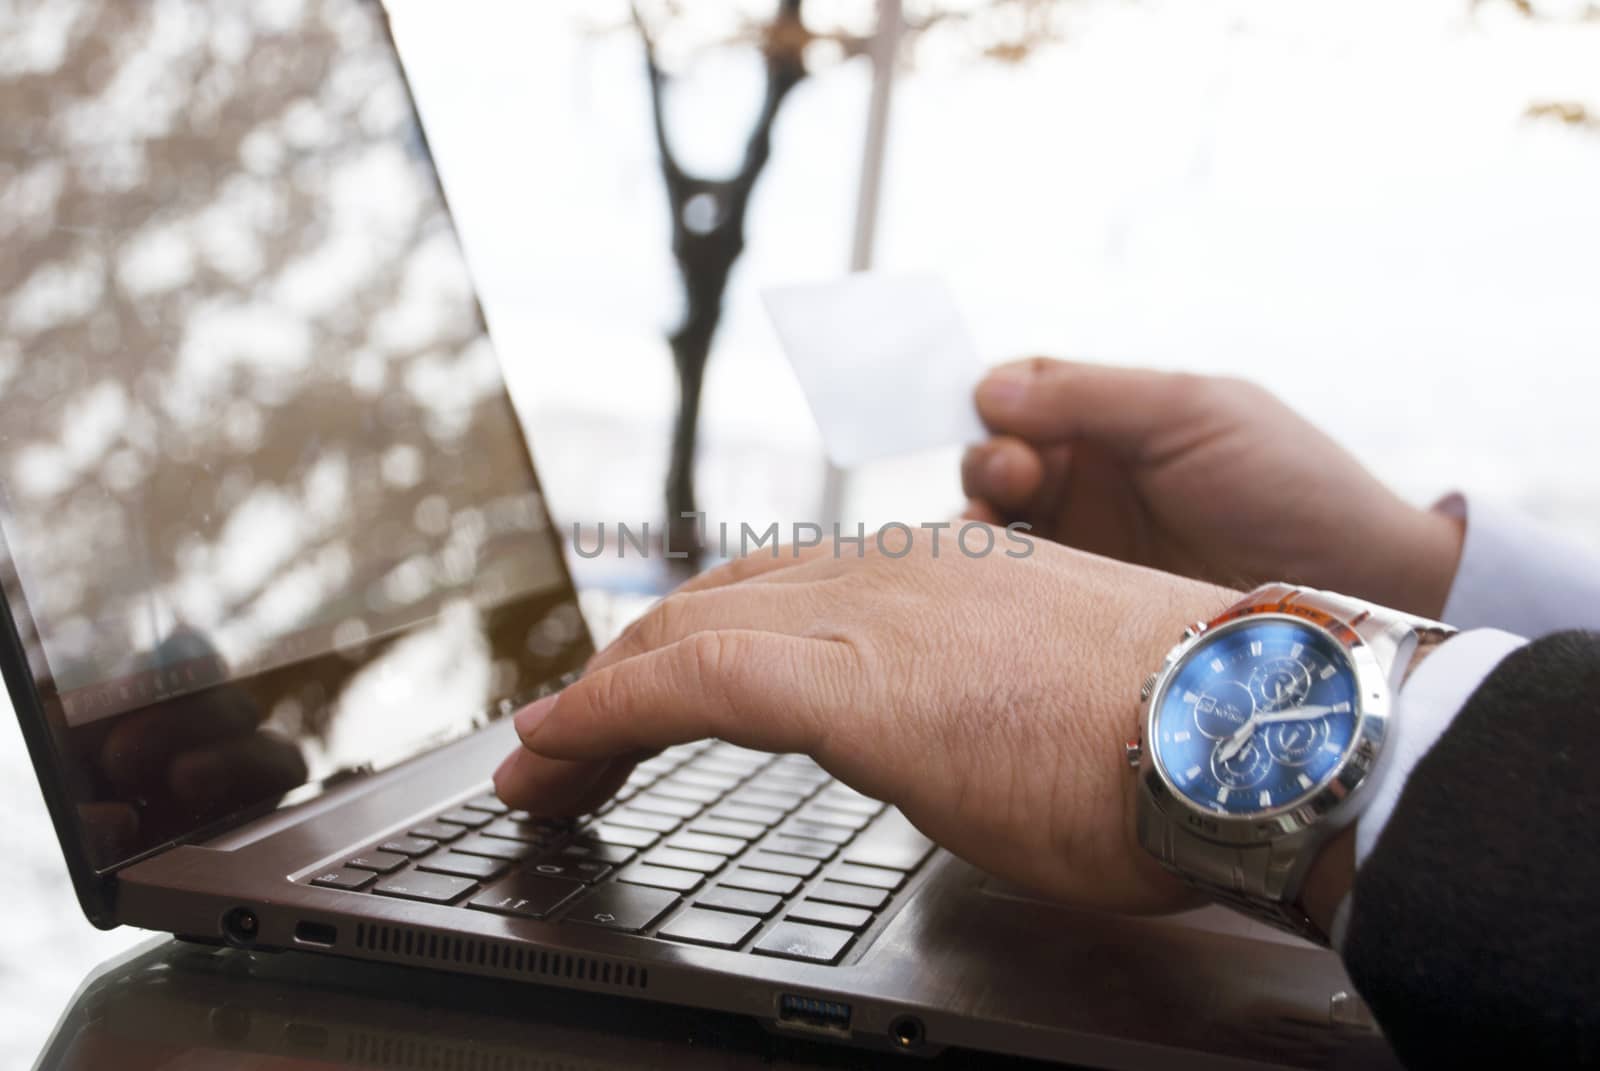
5 0 1599 1063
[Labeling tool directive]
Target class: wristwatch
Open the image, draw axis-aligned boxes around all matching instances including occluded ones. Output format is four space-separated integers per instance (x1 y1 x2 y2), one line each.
1125 583 1455 944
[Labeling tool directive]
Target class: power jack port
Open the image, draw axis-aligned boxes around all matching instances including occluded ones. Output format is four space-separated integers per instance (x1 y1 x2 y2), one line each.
890 1015 925 1050
221 907 260 947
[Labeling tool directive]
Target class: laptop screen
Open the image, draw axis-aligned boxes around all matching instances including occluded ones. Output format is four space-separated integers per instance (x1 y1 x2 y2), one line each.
0 0 591 875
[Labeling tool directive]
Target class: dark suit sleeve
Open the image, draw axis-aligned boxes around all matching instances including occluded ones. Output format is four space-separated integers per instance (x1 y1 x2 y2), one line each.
1343 630 1600 1070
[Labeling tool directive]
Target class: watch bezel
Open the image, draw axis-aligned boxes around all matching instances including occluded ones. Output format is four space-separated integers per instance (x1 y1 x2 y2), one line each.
1140 605 1390 848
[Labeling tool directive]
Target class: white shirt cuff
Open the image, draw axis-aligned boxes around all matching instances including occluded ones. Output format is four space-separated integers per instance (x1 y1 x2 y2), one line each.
1436 493 1600 635
1328 627 1527 950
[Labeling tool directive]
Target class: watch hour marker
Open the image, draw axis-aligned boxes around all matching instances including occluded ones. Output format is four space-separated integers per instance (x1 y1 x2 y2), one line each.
1173 730 1191 743
1319 665 1338 680
1297 773 1314 790
1184 765 1202 782
1210 658 1225 673
1289 643 1304 658
1249 640 1263 656
1258 790 1272 808
1183 691 1198 704
1322 740 1342 754
1332 701 1351 713
1216 786 1230 804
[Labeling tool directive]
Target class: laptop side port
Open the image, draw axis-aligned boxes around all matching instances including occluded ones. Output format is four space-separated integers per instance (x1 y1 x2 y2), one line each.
292 920 338 948
777 993 852 1034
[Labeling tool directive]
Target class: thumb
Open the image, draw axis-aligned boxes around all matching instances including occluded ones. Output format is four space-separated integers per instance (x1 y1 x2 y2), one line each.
976 358 1197 456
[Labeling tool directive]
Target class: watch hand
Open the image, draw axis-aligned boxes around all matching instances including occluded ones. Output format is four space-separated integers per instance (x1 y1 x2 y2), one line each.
1252 704 1339 727
1216 704 1338 763
1216 716 1260 763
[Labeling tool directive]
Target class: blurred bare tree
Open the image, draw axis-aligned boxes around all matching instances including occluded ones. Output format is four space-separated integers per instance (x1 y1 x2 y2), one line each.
1471 0 1600 131
628 0 1074 567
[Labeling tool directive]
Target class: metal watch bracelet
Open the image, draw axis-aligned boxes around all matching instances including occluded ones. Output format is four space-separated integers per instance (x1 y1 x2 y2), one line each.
1140 583 1457 945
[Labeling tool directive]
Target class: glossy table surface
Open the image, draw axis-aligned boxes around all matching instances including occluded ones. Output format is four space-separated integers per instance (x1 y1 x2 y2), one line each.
35 937 1069 1070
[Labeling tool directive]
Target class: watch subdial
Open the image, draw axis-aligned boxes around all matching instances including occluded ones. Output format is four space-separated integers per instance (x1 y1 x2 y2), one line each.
1266 717 1330 767
1211 734 1274 790
1249 657 1312 711
1191 681 1255 740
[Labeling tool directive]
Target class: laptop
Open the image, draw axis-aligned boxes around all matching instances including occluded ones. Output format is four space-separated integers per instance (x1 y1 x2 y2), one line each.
0 2 1394 1067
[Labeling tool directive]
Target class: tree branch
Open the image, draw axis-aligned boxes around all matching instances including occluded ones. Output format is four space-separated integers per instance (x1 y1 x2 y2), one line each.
631 1 689 197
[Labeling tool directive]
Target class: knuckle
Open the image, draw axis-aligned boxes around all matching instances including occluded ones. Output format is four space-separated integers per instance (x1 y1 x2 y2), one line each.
625 590 697 656
679 631 741 703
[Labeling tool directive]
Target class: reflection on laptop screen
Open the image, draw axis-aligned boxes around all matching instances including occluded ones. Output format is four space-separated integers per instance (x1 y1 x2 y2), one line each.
0 0 590 872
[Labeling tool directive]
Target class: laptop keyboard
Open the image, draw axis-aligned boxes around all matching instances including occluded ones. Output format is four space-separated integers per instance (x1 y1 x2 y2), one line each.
306 741 935 965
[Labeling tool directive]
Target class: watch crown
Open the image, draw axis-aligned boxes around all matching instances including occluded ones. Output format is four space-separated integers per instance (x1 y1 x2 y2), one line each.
1139 672 1159 702
1124 737 1143 769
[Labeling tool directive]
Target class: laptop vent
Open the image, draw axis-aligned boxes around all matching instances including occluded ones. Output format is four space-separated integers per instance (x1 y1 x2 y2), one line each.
343 1031 580 1070
351 922 649 991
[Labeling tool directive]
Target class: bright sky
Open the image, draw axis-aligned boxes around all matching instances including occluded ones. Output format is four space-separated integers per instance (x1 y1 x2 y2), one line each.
390 0 1600 534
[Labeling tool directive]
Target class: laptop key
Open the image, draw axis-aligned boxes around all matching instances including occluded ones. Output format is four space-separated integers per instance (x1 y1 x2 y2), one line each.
649 780 722 805
468 872 583 919
616 863 705 893
753 921 854 965
451 833 538 862
759 834 836 861
670 768 743 791
527 856 612 883
816 789 883 815
760 775 824 797
778 819 854 845
710 802 785 827
462 793 510 815
585 822 659 849
666 831 745 856
373 871 477 904
345 851 408 874
729 788 803 811
794 804 872 831
311 868 374 891
720 868 802 896
418 852 508 881
786 901 873 931
841 810 935 872
689 816 765 841
603 807 681 834
482 817 565 844
560 840 636 865
658 907 760 949
808 881 890 910
377 837 436 858
741 851 819 878
642 847 725 874
694 757 762 779
566 883 680 933
629 794 701 819
410 821 465 843
828 862 904 890
437 808 494 829
696 886 782 918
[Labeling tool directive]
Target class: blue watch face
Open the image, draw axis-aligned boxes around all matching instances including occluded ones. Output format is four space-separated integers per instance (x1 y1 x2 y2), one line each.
1152 618 1360 816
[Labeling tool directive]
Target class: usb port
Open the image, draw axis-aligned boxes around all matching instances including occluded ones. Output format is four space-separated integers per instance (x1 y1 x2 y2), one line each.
777 993 852 1033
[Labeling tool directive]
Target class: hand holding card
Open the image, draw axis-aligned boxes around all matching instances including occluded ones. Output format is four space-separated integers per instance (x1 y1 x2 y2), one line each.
762 274 988 468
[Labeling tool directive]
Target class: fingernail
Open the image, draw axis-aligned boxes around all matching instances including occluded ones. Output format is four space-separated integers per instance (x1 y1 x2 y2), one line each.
513 694 559 741
977 364 1031 410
